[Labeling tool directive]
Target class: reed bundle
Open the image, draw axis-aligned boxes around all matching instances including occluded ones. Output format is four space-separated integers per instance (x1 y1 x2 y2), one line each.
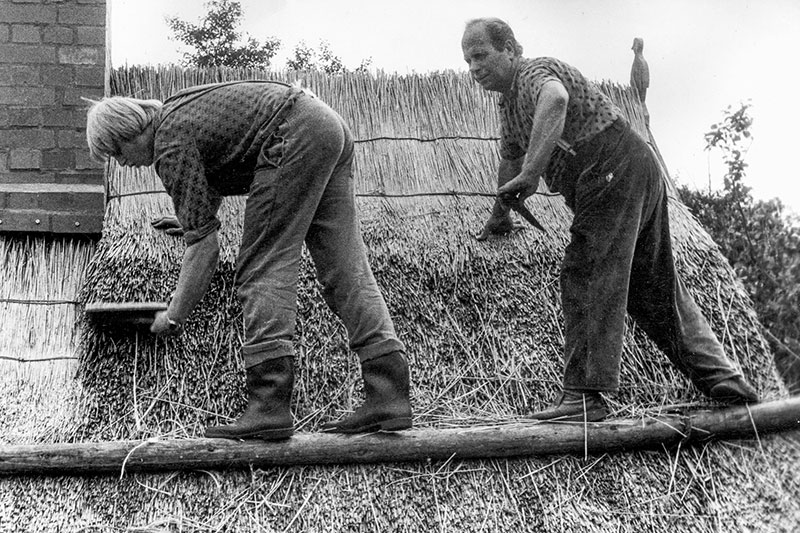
1 65 797 532
0 235 94 444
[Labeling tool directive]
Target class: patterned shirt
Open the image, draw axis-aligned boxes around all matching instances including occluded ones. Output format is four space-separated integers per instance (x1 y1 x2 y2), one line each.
499 57 623 185
153 81 302 245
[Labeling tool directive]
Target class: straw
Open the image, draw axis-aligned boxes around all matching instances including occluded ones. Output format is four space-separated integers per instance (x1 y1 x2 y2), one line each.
0 65 797 532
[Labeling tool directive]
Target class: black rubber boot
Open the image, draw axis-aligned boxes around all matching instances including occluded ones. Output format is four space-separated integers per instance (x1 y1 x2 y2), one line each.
528 390 608 422
322 351 412 433
205 356 294 440
708 376 759 404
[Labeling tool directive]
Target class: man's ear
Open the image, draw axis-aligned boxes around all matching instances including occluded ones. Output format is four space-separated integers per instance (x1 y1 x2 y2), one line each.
504 39 516 55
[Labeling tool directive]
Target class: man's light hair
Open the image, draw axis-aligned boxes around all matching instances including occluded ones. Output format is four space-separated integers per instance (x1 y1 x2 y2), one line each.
465 17 524 57
85 96 163 161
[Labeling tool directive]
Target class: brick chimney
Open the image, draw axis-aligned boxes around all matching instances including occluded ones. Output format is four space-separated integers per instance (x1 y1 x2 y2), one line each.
0 0 107 234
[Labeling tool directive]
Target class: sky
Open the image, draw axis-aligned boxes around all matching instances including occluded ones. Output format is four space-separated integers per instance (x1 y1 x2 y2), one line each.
109 0 800 214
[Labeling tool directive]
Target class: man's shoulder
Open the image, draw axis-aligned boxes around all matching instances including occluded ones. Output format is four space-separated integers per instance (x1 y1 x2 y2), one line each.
166 80 290 102
520 57 582 77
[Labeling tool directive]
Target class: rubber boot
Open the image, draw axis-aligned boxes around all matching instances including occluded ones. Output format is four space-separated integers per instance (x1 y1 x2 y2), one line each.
205 356 294 440
322 351 412 433
528 390 608 422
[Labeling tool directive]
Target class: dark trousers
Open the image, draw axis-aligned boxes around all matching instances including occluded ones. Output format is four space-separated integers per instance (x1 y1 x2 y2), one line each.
235 93 404 369
558 119 740 393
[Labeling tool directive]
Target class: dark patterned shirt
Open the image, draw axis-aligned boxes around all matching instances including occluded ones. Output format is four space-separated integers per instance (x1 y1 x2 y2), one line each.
153 81 302 245
499 57 622 164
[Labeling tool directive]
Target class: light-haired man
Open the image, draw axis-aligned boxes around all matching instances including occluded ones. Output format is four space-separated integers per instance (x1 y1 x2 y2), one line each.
86 81 412 439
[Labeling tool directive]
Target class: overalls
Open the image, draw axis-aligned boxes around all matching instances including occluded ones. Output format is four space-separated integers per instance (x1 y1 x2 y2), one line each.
555 118 741 393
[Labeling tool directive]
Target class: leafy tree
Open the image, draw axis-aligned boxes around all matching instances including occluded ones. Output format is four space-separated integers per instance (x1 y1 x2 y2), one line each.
703 102 753 199
286 40 372 74
166 0 281 68
167 3 371 73
285 40 315 71
679 103 800 376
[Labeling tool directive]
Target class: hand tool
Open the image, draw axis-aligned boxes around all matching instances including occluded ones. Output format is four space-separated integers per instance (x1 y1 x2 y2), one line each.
84 301 168 330
498 192 546 232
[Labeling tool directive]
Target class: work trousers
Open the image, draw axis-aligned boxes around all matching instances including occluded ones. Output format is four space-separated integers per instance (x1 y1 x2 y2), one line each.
235 93 404 369
558 119 740 393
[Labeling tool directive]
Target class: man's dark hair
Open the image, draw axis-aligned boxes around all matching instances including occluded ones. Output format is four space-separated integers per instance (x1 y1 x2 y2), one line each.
465 18 523 56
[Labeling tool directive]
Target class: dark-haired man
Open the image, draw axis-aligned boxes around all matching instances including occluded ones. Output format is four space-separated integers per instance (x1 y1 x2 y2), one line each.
462 18 758 421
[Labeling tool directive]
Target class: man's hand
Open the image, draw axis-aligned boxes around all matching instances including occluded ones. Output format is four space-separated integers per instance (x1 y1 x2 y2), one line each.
150 310 183 336
497 174 540 204
476 214 523 241
151 216 184 236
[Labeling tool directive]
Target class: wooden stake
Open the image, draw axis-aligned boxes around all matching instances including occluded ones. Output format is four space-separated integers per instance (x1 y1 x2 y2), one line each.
1 397 798 476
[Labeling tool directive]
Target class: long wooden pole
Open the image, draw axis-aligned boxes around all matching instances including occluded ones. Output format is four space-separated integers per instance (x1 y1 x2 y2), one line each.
1 397 798 476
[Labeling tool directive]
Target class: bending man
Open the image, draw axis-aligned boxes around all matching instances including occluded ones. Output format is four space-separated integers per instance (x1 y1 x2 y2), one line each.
86 81 412 439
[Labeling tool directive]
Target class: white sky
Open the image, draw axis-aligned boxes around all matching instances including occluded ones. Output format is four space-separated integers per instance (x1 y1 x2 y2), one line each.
110 0 800 214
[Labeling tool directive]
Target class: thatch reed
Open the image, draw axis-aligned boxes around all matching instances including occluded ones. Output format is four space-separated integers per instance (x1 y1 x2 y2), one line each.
1 65 797 532
0 235 94 445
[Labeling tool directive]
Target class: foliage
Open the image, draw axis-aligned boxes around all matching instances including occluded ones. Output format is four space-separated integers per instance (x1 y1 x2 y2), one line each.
286 40 372 74
703 101 753 200
166 1 371 73
166 0 280 68
679 103 800 345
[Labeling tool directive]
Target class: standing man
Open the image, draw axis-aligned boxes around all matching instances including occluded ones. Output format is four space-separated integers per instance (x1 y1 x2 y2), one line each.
86 81 412 439
462 18 757 421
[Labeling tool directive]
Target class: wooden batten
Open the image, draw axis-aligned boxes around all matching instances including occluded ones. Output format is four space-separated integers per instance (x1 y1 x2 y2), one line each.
1 398 797 476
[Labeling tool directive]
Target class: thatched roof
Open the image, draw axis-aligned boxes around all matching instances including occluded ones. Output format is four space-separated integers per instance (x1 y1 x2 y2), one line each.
1 66 798 532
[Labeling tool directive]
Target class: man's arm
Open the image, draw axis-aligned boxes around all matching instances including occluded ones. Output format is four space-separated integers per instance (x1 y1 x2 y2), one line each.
151 229 220 334
498 80 569 202
491 157 524 218
476 157 523 241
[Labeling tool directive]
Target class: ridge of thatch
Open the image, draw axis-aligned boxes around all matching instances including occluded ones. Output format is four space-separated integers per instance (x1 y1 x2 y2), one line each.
1 66 798 532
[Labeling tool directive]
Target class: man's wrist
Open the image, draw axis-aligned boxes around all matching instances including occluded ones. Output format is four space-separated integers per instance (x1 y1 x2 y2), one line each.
165 294 184 332
166 315 183 332
492 198 512 218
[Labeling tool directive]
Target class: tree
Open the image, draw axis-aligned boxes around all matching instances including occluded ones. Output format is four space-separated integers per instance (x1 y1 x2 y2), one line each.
679 103 800 376
286 40 372 74
285 40 315 72
703 101 753 201
166 0 281 68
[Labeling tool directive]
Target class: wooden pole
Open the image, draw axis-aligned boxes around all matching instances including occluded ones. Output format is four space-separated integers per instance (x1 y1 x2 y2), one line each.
1 397 798 476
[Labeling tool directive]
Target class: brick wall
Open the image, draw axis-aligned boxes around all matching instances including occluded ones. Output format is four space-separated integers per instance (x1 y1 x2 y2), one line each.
0 0 106 234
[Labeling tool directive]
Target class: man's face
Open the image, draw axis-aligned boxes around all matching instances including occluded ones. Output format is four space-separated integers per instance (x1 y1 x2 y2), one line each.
113 129 154 167
461 25 516 93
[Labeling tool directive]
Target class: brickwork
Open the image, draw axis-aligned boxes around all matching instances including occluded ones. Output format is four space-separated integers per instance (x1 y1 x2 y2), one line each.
0 0 106 234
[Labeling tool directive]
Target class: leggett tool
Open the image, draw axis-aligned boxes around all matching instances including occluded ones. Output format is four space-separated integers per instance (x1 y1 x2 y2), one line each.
84 302 168 330
499 193 546 232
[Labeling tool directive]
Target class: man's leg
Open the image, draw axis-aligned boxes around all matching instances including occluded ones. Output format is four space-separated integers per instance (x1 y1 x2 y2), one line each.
301 113 411 433
206 94 352 439
531 126 655 421
626 185 757 403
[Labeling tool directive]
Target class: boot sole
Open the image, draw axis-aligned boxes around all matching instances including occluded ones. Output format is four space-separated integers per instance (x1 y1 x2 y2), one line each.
709 393 759 405
205 426 294 441
529 407 608 423
709 386 758 404
323 416 413 434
